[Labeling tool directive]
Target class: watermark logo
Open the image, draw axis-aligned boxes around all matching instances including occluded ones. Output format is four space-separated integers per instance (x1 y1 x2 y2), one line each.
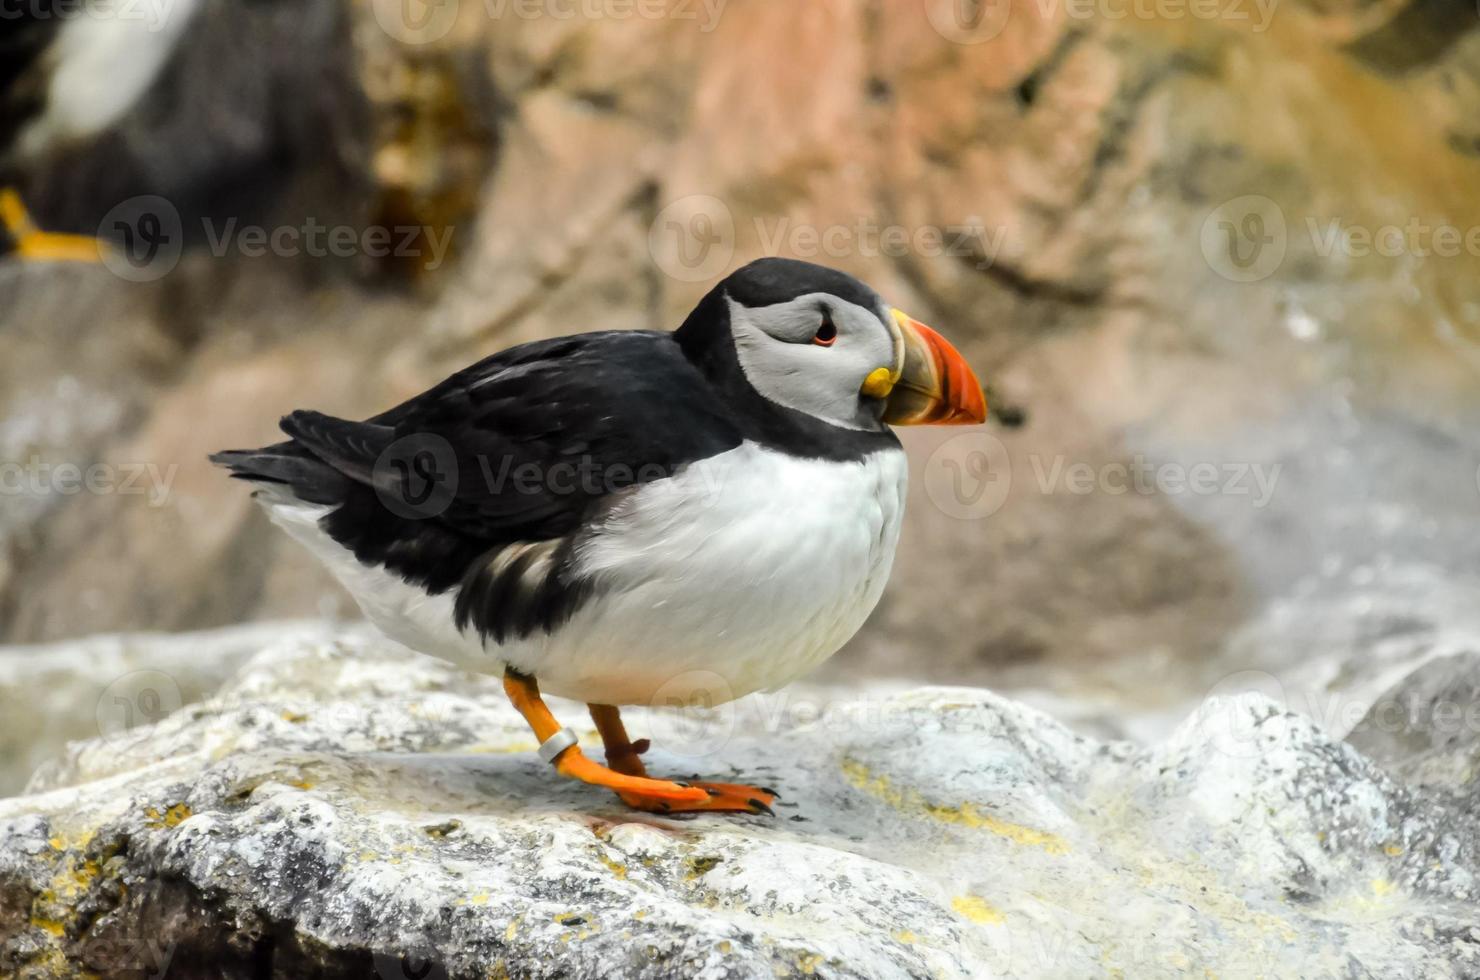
95 199 454 280
374 950 450 980
353 439 736 520
74 934 177 979
920 444 1283 518
924 431 1013 520
1192 669 1291 759
648 195 736 283
926 0 1012 43
1200 195 1286 283
371 0 460 43
645 670 736 758
1194 665 1480 762
96 670 183 750
97 195 183 282
1199 198 1480 281
373 433 460 520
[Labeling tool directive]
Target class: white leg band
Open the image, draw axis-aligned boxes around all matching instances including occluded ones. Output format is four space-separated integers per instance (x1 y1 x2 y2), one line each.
537 727 579 764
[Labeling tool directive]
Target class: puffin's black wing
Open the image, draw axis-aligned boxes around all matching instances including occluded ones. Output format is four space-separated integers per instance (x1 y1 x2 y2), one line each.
212 330 743 643
361 331 742 538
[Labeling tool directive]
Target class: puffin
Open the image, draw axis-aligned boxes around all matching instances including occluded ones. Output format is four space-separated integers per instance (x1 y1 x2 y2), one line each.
212 258 987 815
0 0 200 260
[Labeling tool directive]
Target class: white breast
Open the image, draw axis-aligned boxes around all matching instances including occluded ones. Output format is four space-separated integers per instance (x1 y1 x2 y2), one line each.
508 443 910 704
262 442 910 707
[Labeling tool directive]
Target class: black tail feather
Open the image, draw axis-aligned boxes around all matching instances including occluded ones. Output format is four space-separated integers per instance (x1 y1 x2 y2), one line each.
277 410 395 484
208 444 351 505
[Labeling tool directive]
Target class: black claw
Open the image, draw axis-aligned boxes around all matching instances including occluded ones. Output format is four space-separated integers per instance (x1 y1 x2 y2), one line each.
748 798 776 817
631 738 651 755
760 787 780 799
674 781 691 788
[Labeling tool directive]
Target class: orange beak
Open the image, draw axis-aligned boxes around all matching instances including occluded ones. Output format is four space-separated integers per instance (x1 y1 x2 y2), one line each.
878 310 988 426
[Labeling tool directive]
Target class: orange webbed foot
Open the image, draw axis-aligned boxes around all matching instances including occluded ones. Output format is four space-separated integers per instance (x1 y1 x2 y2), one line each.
587 703 778 815
618 781 778 816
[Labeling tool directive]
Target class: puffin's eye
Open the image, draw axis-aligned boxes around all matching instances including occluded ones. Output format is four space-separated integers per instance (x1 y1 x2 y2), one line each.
813 317 837 347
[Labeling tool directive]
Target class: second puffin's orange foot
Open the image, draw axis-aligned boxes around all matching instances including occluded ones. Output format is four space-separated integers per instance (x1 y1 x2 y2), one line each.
617 781 778 816
12 231 106 263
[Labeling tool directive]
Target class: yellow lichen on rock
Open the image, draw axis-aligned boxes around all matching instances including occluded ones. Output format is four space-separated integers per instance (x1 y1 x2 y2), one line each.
842 759 1069 855
144 803 193 829
951 894 1005 925
30 915 66 937
596 851 629 879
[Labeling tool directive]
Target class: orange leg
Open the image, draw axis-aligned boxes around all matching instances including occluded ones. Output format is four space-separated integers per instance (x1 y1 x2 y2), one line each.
503 670 706 804
587 702 778 816
1 188 106 263
502 670 777 815
588 703 650 776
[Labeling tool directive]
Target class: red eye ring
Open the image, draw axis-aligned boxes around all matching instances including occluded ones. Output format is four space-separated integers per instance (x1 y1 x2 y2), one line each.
813 317 837 347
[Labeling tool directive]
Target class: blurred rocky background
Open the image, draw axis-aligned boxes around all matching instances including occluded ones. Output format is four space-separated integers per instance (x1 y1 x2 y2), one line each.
2 0 1480 791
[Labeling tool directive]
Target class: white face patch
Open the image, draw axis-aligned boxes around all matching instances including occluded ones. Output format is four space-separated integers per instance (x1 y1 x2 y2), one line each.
726 292 898 430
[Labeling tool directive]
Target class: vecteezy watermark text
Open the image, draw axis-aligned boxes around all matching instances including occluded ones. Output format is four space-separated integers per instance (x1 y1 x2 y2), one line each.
200 218 453 270
0 0 184 31
922 432 1283 522
370 0 727 45
925 0 1279 45
96 196 456 281
370 435 730 519
1201 195 1480 282
647 195 1010 282
752 216 1005 267
0 458 177 507
1029 454 1282 507
483 0 725 27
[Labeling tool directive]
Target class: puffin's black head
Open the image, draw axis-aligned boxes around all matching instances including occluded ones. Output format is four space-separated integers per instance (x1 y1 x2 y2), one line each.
675 258 986 432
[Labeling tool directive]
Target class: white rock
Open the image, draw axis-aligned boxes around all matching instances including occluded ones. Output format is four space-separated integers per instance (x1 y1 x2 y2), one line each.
1 628 1478 978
